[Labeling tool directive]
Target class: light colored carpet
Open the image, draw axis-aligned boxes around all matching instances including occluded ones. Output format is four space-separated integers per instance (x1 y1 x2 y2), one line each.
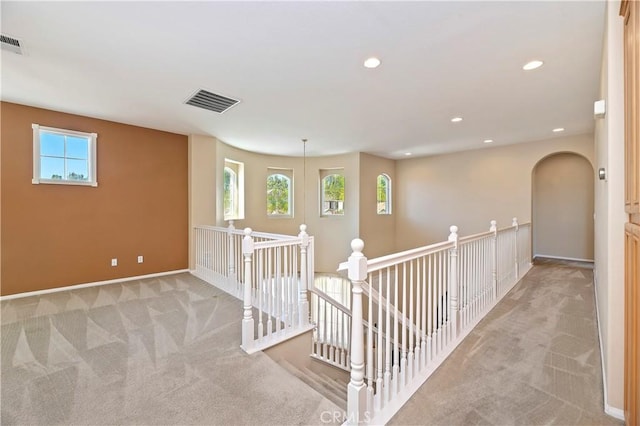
390 260 623 425
1 273 340 425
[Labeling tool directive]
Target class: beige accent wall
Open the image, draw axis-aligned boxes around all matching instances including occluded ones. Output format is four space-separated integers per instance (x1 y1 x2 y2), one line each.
188 134 217 269
394 134 594 251
594 0 626 414
358 153 396 258
532 153 594 261
1 102 189 296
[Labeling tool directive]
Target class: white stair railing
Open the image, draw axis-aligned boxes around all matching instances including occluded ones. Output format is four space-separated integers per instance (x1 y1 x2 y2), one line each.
241 225 315 353
193 222 314 354
341 219 532 425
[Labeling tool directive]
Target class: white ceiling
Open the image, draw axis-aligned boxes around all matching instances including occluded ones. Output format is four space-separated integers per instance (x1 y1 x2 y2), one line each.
1 1 605 159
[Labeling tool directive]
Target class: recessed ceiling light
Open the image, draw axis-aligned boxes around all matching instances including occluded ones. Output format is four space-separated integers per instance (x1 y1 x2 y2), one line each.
451 117 463 123
552 127 565 133
364 57 381 68
404 152 412 156
484 139 494 144
523 60 544 71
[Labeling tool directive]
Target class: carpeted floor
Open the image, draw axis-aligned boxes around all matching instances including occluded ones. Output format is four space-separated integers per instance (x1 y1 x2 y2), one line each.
1 261 624 425
390 259 623 425
0 273 340 425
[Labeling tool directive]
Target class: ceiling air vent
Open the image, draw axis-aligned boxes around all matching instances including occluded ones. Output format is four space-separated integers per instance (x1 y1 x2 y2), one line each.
185 89 240 114
1 34 23 55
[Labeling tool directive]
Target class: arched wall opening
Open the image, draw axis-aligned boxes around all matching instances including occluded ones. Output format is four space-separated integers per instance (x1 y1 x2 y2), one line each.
532 152 594 261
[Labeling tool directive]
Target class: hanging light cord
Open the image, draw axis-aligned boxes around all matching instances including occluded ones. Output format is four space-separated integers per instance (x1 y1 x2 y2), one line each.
302 139 307 225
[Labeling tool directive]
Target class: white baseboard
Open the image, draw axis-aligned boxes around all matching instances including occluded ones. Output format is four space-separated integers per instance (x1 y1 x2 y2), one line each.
605 404 625 421
592 274 626 421
533 253 594 263
0 269 190 301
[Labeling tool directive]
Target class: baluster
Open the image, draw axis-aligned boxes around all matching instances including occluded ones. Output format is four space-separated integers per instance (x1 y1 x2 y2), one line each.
367 272 374 409
346 239 368 425
408 259 415 380
415 257 421 374
298 225 310 328
376 270 383 410
448 226 459 340
437 250 443 353
400 262 407 389
267 247 273 338
427 255 432 363
258 249 264 341
393 266 399 396
384 267 391 403
513 218 519 280
241 228 255 352
228 220 236 285
421 256 427 369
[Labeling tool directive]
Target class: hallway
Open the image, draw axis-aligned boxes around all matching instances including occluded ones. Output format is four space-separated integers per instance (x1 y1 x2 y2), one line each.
390 259 622 425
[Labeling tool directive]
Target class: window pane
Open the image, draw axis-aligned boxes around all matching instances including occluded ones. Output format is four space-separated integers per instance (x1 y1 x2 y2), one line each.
224 167 236 217
322 174 344 215
267 174 291 215
40 132 64 157
66 136 89 159
41 156 64 179
66 159 88 181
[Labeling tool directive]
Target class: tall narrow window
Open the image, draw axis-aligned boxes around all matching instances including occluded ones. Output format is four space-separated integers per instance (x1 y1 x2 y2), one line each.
223 159 244 220
32 124 98 186
321 170 345 216
267 168 293 217
377 173 392 214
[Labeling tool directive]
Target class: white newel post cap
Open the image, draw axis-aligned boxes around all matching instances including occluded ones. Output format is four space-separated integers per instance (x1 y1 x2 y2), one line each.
228 219 235 230
242 228 254 254
448 225 458 242
298 224 309 245
490 220 497 232
512 217 519 228
348 239 367 282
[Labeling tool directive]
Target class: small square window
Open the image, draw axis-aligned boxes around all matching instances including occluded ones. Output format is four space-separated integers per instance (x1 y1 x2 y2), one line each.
32 124 97 187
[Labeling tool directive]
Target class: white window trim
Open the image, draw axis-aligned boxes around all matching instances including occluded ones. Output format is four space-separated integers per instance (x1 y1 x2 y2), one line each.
223 158 244 220
267 167 294 218
32 124 98 187
377 173 392 215
320 168 345 217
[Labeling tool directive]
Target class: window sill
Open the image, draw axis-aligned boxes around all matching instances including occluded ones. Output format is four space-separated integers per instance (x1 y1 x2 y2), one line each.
32 178 98 187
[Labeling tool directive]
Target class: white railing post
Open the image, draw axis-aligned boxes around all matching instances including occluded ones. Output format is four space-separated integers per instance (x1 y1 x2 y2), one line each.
228 220 236 279
490 220 497 299
448 226 459 340
298 224 310 328
512 218 519 279
241 228 255 352
347 239 369 425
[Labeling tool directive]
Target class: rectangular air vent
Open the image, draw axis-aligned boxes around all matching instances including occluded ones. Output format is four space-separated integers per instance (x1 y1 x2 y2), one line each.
185 89 240 114
1 34 23 55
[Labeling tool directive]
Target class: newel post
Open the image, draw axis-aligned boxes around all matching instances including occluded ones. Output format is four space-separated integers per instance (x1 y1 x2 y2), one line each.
241 228 254 352
298 224 310 328
448 226 459 339
490 220 498 298
512 217 519 279
347 239 368 425
228 220 236 279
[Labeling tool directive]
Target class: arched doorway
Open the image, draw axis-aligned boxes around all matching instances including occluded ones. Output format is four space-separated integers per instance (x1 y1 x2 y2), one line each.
532 152 594 261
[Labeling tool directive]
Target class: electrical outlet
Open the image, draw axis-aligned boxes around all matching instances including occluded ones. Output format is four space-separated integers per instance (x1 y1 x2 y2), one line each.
137 255 143 264
111 258 118 267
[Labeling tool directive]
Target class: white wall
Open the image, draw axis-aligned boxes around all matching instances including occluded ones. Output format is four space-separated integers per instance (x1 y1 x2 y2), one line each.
394 134 594 251
593 0 625 415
